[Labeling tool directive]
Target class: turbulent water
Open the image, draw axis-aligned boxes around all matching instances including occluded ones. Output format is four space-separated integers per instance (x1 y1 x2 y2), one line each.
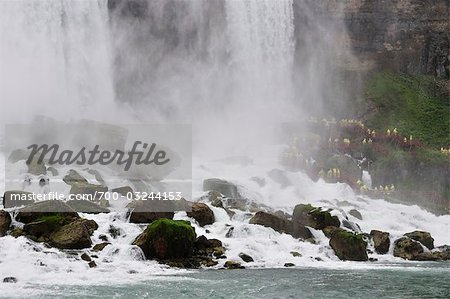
0 0 449 298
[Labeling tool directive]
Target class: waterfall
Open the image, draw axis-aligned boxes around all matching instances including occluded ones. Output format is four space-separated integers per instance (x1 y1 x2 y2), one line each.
224 0 295 117
0 0 114 122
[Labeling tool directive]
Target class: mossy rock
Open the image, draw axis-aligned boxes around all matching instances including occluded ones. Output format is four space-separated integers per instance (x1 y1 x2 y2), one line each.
23 215 71 240
49 219 95 249
329 229 368 261
292 204 340 230
393 237 424 260
16 201 79 224
404 231 434 250
132 219 196 260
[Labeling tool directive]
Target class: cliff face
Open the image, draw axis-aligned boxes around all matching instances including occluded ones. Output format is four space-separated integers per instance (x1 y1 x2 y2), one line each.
341 0 449 78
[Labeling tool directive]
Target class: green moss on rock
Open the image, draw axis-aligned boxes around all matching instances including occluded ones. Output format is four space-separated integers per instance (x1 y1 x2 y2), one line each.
132 219 196 260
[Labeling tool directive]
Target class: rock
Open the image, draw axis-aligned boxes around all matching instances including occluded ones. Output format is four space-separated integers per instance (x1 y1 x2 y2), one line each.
99 234 108 242
203 178 239 199
16 201 79 224
81 253 92 262
165 256 218 269
284 263 295 267
393 237 423 260
132 219 196 260
348 209 362 220
2 190 35 208
88 261 97 268
369 258 378 262
329 229 368 261
23 216 70 240
93 242 111 252
239 252 254 263
0 210 12 236
213 247 226 259
249 211 293 234
49 219 94 249
225 226 234 238
290 251 302 257
63 169 88 185
224 260 245 269
10 227 24 238
27 155 46 175
69 183 108 201
370 230 390 254
187 203 215 226
292 204 340 230
47 166 58 176
108 225 122 238
129 211 174 224
66 200 110 214
404 231 434 250
322 226 341 238
3 277 17 283
207 191 224 208
193 235 223 256
111 186 134 197
81 219 99 235
342 219 361 232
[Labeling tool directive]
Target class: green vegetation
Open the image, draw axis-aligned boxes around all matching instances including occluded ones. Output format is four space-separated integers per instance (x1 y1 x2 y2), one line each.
36 214 71 227
365 72 449 148
146 218 195 241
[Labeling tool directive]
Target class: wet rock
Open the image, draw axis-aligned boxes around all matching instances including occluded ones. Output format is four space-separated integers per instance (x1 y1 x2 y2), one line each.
129 211 174 224
99 234 108 242
213 247 226 259
292 204 340 230
404 231 434 250
349 209 363 220
342 219 361 232
23 216 69 240
239 252 254 263
193 235 223 256
63 169 88 185
284 263 295 267
81 219 99 235
249 211 293 234
47 166 58 176
207 191 224 208
111 186 134 197
187 203 214 226
370 230 390 254
132 219 196 260
0 210 12 236
290 251 302 257
203 178 239 199
322 226 341 238
9 227 24 238
88 261 97 268
369 257 378 262
3 277 17 283
93 242 111 252
108 225 122 238
69 183 108 201
393 237 423 260
329 228 368 261
225 227 234 238
27 155 46 175
16 201 79 224
66 200 110 214
49 219 94 249
224 260 245 269
81 253 92 262
2 190 35 208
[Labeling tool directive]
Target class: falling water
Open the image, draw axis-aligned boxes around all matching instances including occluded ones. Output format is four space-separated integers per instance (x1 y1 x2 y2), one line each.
0 0 114 123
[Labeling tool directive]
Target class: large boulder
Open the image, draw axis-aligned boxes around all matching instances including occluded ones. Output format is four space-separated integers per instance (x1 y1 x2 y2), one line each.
404 231 434 250
249 211 293 235
2 190 35 208
370 230 390 254
23 215 70 240
0 210 12 236
292 204 340 230
249 211 312 239
203 178 239 199
187 203 214 226
26 155 46 175
329 229 368 261
132 219 196 260
66 200 110 214
393 237 424 260
49 219 97 249
16 201 79 224
129 212 174 224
